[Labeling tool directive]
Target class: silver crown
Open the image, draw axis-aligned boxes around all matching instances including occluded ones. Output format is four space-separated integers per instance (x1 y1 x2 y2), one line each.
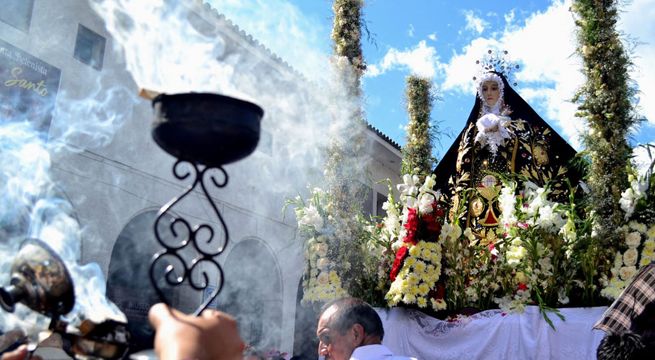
472 49 520 87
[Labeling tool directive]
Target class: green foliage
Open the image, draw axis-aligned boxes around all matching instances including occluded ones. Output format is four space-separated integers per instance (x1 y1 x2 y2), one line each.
332 0 365 73
402 76 436 178
572 0 640 273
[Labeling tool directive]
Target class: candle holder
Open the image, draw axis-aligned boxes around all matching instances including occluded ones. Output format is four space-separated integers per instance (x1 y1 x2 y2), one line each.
149 92 263 316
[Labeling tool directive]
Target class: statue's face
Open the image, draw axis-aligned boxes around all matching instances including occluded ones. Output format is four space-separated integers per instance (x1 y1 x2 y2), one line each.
481 80 500 107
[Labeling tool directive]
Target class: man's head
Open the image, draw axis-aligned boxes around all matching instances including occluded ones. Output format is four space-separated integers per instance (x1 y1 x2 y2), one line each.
316 297 384 360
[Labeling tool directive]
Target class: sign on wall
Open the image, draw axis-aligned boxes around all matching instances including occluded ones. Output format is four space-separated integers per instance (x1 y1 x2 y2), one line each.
0 38 61 134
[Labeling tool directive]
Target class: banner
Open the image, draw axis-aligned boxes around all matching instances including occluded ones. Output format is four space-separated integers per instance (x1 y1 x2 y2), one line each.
0 38 61 134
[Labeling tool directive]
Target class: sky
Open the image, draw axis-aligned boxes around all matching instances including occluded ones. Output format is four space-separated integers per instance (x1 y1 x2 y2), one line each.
209 0 655 163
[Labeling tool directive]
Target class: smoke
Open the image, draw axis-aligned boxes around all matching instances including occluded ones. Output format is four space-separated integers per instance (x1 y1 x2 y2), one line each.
0 120 127 336
89 0 242 96
1 3 140 335
50 72 138 151
89 0 370 197
88 0 373 352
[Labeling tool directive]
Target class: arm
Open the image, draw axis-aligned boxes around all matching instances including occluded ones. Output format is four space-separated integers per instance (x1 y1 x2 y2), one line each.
148 303 245 360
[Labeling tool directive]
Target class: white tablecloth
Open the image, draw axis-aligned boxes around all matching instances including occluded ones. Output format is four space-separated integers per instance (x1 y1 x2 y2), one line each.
377 306 607 360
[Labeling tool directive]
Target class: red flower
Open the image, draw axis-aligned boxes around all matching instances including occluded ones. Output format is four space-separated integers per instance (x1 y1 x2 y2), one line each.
433 282 446 300
421 212 442 237
403 208 419 245
390 246 409 281
404 208 419 231
434 204 445 218
517 283 528 291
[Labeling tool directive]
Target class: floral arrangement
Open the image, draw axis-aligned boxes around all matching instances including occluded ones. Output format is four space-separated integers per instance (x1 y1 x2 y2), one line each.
377 170 614 327
491 180 579 323
383 174 447 311
290 149 654 328
287 187 348 303
601 221 655 299
434 177 583 327
601 152 655 299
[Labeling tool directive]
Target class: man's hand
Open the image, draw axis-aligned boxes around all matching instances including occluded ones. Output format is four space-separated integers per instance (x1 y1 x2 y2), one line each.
0 345 42 360
148 303 245 360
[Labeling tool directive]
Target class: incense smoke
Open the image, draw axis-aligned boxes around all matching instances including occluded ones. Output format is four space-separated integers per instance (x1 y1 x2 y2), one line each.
88 0 374 352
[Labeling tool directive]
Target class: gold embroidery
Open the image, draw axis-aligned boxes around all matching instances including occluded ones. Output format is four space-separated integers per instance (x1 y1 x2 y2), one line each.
470 197 484 217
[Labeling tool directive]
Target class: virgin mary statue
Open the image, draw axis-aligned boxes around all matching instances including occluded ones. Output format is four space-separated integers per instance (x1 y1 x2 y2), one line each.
432 51 580 240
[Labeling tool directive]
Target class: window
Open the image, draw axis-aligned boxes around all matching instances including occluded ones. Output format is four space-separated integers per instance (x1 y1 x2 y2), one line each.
0 0 34 32
362 185 374 218
376 193 388 217
73 25 106 70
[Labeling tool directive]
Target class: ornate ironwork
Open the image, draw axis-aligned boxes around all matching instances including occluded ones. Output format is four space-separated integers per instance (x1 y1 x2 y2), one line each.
149 160 229 316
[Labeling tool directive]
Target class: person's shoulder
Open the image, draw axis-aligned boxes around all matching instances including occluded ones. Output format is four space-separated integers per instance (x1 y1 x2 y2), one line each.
351 345 418 360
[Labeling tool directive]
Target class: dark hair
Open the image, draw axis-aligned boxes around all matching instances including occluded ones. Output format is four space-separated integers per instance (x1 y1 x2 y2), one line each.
321 297 384 340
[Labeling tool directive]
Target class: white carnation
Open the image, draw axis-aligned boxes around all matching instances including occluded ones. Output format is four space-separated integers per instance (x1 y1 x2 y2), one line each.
619 266 637 281
625 231 642 248
298 205 324 231
418 193 435 214
623 248 639 266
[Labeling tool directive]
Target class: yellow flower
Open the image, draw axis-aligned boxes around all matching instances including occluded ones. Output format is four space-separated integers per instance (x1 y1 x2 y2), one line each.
407 274 419 285
515 271 529 284
640 257 652 267
418 283 430 295
403 293 417 304
647 225 655 239
414 260 427 274
431 298 447 311
400 279 409 289
422 248 432 259
409 245 421 257
405 257 417 267
629 221 647 234
417 297 428 308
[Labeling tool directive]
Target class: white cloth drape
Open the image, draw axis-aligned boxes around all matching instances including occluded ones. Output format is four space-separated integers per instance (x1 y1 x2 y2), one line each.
376 306 607 360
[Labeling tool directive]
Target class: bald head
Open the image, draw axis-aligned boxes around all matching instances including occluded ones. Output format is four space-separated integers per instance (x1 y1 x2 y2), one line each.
320 297 384 340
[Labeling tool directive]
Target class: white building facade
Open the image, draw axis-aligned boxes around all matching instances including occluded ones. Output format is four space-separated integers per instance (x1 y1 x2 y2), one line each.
0 0 402 356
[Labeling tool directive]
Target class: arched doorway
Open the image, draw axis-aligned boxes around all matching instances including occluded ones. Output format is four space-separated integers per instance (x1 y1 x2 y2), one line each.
218 238 283 352
106 209 200 352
